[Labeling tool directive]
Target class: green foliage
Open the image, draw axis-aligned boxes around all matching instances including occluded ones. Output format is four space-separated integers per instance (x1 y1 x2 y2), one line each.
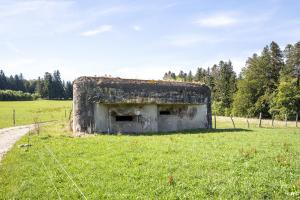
269 41 300 119
232 41 298 118
187 70 193 82
0 90 39 101
212 61 236 112
271 78 300 120
232 79 254 116
212 101 223 115
0 122 299 199
163 71 176 81
64 81 73 99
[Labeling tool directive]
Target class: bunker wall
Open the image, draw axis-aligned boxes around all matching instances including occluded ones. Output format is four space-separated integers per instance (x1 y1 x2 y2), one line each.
73 77 212 133
157 104 208 132
94 104 158 133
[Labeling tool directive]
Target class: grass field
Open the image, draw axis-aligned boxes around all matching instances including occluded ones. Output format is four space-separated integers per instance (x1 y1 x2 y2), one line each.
0 115 299 199
0 100 72 128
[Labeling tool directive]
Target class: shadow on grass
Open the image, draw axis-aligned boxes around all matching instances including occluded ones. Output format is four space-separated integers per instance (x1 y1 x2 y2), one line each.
105 128 252 136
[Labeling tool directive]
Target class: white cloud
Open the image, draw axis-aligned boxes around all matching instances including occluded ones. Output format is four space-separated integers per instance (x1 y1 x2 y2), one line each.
195 14 238 28
81 25 112 36
132 25 141 31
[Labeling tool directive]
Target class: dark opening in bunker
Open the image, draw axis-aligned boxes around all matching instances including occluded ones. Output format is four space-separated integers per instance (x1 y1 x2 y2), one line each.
159 110 171 115
116 115 133 121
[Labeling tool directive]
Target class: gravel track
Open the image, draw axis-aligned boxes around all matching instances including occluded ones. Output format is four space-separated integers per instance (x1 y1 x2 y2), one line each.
0 125 35 161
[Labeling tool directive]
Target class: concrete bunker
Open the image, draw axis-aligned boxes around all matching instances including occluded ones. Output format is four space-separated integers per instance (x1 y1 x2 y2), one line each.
73 77 212 134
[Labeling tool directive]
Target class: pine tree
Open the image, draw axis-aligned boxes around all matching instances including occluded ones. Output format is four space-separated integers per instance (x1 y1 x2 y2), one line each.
269 41 284 89
177 70 187 81
163 71 177 81
43 72 53 99
65 81 73 99
270 41 300 119
0 70 7 90
52 70 65 99
232 50 272 117
187 70 193 82
212 61 236 115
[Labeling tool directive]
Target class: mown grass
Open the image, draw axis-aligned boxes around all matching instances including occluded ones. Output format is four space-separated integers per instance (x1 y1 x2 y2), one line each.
0 100 72 128
0 120 299 199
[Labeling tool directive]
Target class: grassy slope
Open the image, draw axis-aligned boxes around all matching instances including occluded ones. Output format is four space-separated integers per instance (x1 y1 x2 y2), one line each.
0 100 72 128
0 121 299 199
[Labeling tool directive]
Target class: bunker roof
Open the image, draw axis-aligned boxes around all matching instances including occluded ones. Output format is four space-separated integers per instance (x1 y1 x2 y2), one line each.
73 76 211 104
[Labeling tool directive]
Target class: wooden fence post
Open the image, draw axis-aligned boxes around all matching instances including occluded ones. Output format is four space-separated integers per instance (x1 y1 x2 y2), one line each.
13 109 16 126
285 114 287 127
246 116 249 129
296 114 298 128
214 113 217 129
259 112 262 128
230 115 236 129
272 114 275 128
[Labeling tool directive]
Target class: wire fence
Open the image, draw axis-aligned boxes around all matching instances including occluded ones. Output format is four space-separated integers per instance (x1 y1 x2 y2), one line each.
8 108 72 127
214 114 299 129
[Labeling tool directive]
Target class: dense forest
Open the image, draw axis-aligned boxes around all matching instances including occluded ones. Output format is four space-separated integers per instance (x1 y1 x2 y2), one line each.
0 70 72 100
163 41 300 120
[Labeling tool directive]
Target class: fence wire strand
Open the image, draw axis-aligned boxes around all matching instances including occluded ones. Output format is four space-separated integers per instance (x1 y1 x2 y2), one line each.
37 152 62 200
45 145 87 200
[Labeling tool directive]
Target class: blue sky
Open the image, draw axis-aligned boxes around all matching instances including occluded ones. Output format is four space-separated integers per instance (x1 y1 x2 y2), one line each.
1 0 300 81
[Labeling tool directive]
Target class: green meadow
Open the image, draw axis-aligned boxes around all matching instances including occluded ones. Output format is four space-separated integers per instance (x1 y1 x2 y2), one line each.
0 114 299 199
0 100 72 129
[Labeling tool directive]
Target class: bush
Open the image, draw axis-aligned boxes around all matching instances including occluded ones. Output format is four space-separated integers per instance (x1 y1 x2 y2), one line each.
0 90 39 101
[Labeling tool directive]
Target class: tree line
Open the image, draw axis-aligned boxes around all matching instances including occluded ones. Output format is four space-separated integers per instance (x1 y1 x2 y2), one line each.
0 70 72 100
163 41 300 120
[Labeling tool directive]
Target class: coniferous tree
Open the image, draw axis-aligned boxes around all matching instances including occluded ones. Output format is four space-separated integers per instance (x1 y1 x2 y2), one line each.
65 81 73 99
269 41 284 89
270 41 300 119
187 70 193 82
163 71 177 81
212 61 236 115
0 69 71 100
232 50 271 117
8 75 16 90
43 72 53 99
52 70 65 99
194 68 204 82
177 70 187 81
0 70 7 90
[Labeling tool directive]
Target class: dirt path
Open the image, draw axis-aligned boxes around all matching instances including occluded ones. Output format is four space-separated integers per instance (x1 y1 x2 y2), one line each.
0 125 35 161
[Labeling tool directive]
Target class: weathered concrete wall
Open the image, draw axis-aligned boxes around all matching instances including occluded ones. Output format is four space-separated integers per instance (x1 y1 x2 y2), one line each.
73 79 96 133
157 104 208 132
94 104 109 132
94 104 158 133
93 103 208 133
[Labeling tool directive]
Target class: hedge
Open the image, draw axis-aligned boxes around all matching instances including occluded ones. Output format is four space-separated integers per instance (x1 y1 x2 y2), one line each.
0 90 40 101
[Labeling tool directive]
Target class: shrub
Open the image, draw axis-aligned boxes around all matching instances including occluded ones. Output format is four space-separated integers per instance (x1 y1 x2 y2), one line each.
0 90 38 101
